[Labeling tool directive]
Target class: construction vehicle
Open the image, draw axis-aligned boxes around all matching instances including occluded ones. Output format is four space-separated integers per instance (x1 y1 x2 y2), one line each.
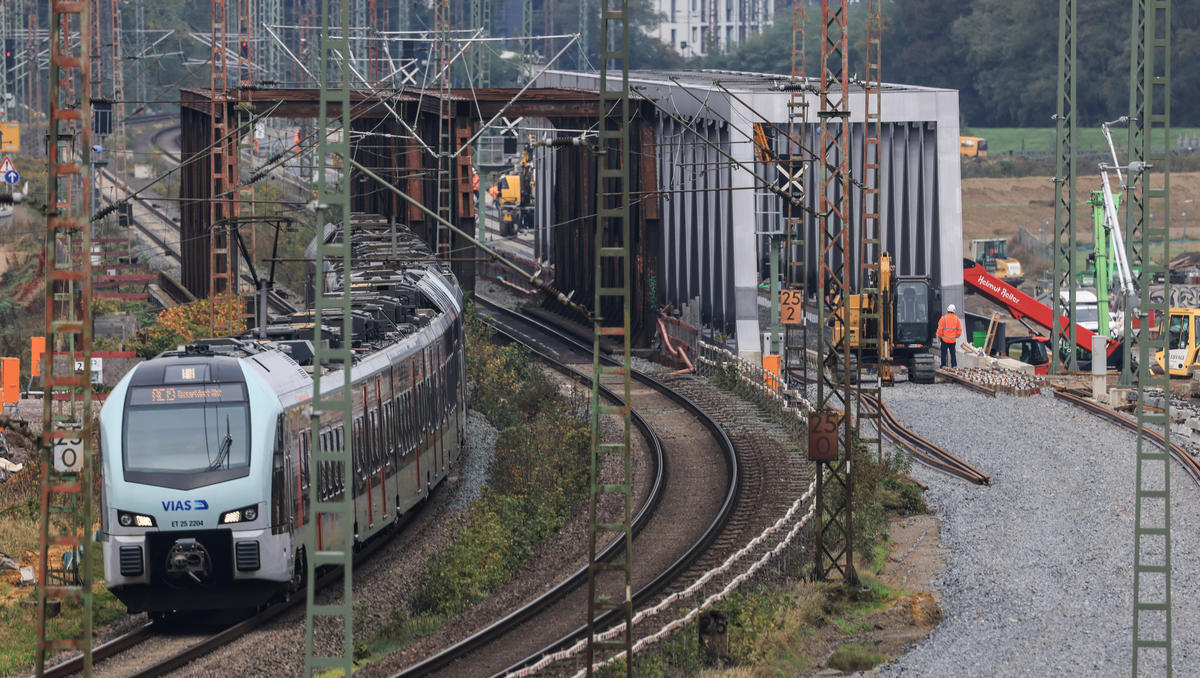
1154 307 1200 377
971 238 1023 286
490 140 534 237
833 253 939 384
959 136 988 159
964 258 1126 371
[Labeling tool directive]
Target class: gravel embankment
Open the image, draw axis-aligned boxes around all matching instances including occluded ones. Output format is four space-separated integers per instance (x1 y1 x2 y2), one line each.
877 381 1200 677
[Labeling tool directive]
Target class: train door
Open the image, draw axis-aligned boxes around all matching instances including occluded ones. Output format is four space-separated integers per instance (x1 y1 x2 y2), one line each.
272 415 292 532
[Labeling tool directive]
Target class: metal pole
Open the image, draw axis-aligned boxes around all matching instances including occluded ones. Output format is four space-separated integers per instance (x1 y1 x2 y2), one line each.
302 0 355 673
812 0 857 587
1052 0 1077 372
36 1 94 674
1132 0 1173 674
585 0 633 672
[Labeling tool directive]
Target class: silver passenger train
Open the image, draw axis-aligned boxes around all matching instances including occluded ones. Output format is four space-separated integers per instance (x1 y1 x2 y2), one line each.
99 217 465 613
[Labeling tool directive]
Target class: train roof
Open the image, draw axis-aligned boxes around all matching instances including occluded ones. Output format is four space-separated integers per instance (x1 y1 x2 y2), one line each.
161 214 461 377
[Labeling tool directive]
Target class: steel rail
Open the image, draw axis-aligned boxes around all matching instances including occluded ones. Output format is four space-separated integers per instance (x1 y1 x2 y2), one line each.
786 367 989 485
1054 389 1200 485
478 298 739 678
382 296 669 678
936 368 999 398
41 498 418 677
384 296 739 678
859 391 991 486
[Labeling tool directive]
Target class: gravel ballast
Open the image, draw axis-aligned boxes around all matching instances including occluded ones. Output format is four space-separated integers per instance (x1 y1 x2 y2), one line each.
878 382 1199 677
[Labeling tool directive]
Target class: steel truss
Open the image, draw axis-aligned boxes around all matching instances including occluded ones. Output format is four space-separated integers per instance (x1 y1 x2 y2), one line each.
434 0 452 258
209 0 239 329
856 0 883 460
36 1 95 675
585 0 634 674
782 1 808 386
1131 1 1173 674
303 0 355 674
812 0 856 586
1051 0 1078 373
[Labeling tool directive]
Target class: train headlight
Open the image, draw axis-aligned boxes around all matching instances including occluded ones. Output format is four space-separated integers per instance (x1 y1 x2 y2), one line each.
220 504 258 524
116 510 156 528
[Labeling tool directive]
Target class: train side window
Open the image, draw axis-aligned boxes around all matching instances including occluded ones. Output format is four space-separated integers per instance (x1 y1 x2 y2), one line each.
380 403 389 465
352 418 362 473
401 395 408 456
300 430 310 491
394 399 401 463
415 381 423 434
389 402 397 464
369 410 379 470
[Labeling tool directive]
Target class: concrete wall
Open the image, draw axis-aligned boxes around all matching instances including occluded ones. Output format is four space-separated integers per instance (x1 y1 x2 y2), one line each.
537 70 964 361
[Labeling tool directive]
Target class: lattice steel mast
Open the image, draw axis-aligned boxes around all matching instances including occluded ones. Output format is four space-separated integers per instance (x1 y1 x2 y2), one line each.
1051 0 1078 373
585 0 633 673
209 0 237 331
812 0 856 585
303 0 355 674
0 1 8 123
1131 0 1173 674
433 0 452 258
782 0 807 396
856 0 883 460
36 1 94 674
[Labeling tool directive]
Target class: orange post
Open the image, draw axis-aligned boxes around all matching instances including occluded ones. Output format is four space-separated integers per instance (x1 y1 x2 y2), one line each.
30 336 45 378
1 357 18 405
762 354 783 393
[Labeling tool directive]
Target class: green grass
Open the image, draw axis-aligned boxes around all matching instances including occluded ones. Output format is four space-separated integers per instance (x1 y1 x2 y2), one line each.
965 127 1200 156
0 559 128 675
827 643 888 672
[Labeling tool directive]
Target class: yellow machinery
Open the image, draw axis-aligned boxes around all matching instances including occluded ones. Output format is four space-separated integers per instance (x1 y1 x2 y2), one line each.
960 136 989 158
832 253 938 384
491 141 535 237
971 238 1024 286
1155 307 1200 377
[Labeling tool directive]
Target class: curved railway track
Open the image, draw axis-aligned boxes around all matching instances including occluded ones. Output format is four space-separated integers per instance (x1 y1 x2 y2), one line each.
372 296 739 677
859 390 991 485
1054 388 1200 484
786 367 990 485
43 295 677 678
43 511 416 678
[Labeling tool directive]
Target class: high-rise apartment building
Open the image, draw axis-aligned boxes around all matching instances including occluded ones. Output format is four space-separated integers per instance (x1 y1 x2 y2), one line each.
652 0 774 58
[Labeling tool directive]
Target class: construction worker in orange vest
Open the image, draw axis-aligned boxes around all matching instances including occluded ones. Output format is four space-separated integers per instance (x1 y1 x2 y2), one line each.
937 304 963 368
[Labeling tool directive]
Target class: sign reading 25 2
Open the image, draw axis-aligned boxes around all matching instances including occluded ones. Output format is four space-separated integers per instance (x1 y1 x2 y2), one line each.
780 289 804 325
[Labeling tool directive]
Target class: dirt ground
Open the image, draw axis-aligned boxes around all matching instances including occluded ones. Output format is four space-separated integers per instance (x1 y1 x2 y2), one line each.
807 514 948 677
961 171 1200 249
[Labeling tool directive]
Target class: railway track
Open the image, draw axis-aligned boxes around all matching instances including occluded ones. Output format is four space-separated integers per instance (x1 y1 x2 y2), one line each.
859 390 991 485
42 295 675 677
43 512 416 678
368 296 739 677
1054 388 1200 484
786 367 990 485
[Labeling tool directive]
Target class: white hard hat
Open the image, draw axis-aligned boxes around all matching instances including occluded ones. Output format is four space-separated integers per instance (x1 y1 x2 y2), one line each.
947 304 956 313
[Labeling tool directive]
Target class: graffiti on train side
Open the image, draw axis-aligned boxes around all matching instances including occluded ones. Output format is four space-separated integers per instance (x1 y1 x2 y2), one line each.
1149 285 1200 308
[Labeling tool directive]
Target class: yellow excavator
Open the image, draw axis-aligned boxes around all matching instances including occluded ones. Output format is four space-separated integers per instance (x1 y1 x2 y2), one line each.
832 253 939 384
971 238 1023 286
490 141 535 237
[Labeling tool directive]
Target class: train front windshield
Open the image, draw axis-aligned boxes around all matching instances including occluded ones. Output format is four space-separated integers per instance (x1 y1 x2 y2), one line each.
123 385 250 474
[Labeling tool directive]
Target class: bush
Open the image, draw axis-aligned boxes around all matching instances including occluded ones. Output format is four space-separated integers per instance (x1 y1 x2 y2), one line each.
126 294 245 358
408 300 590 620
